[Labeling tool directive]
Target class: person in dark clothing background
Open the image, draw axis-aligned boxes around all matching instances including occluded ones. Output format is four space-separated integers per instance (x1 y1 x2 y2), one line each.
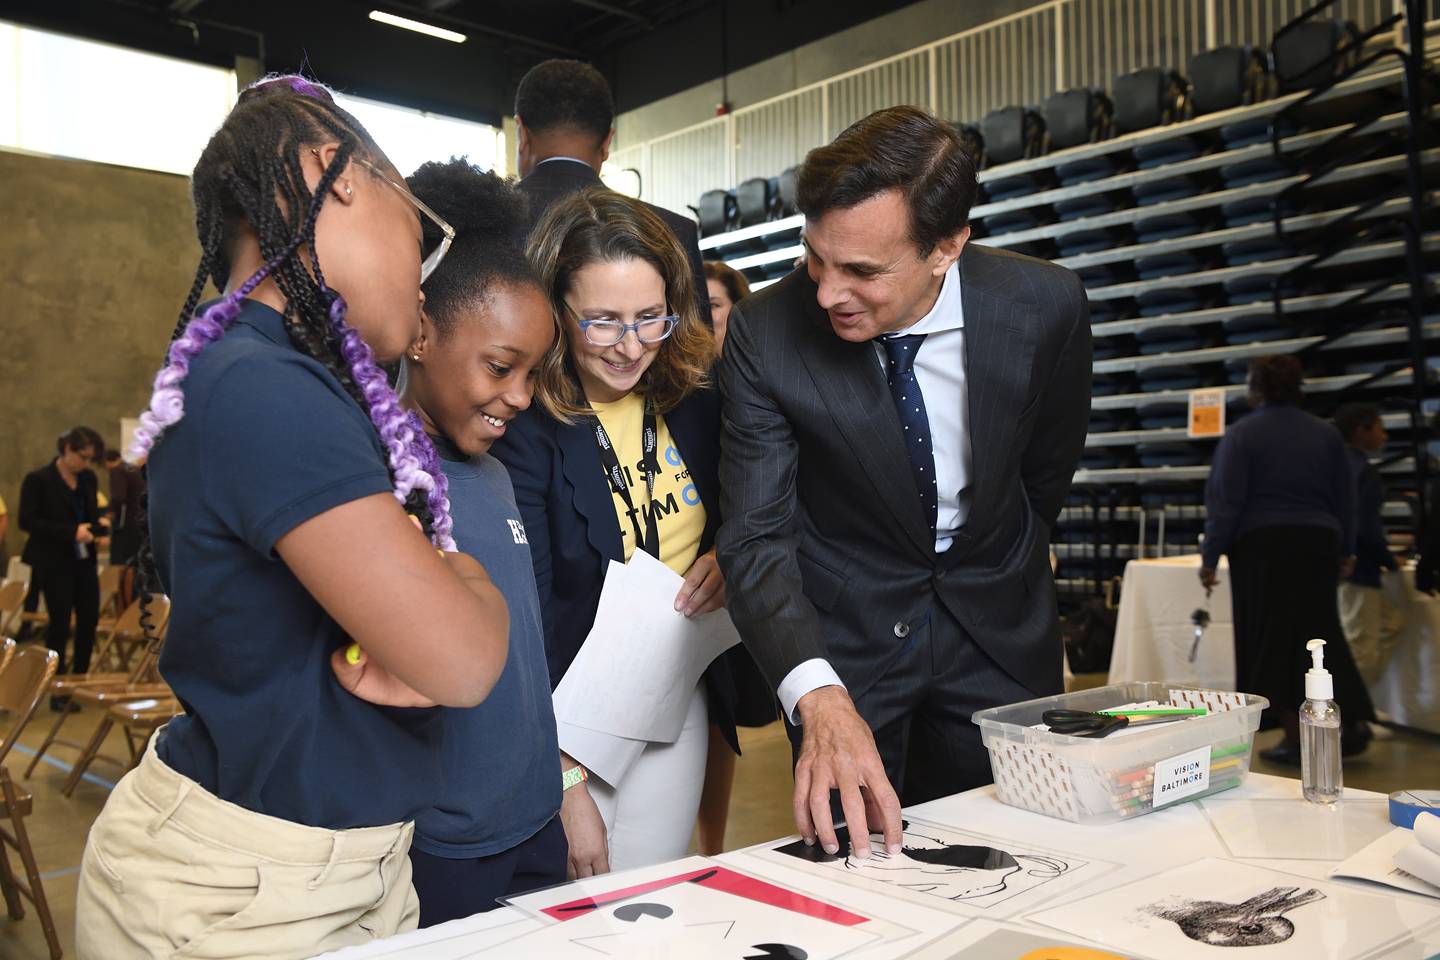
105 448 146 610
1200 357 1372 764
19 426 108 696
512 59 710 329
1333 404 1405 689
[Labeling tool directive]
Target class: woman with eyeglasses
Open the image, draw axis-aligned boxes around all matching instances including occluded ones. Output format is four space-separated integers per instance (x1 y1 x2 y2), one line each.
493 187 745 874
75 77 509 960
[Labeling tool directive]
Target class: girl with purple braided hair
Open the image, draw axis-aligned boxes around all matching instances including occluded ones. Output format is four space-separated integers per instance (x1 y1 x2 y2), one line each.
76 76 510 960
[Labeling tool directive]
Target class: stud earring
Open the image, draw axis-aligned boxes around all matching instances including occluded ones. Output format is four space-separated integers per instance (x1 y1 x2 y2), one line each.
345 183 353 197
411 354 420 362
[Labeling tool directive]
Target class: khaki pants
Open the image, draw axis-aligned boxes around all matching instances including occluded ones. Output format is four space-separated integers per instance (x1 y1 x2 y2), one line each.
1338 576 1406 687
76 734 419 960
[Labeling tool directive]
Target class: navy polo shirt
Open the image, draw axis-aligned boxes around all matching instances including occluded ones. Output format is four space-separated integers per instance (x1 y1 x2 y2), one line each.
149 299 443 830
413 438 561 858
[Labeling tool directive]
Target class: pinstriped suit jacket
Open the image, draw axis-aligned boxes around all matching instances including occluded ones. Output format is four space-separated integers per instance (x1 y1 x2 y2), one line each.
715 242 1092 701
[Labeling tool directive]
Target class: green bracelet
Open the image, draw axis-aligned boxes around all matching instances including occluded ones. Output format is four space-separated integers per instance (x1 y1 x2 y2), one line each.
562 765 588 791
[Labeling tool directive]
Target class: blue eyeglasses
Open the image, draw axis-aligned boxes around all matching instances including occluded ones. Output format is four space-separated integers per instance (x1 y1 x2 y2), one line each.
576 315 679 347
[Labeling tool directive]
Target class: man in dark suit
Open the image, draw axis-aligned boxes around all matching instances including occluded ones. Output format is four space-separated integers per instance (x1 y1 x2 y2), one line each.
716 106 1092 858
513 59 710 325
19 426 108 685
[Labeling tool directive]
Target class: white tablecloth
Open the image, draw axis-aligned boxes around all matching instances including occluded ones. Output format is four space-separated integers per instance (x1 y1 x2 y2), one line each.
1109 554 1440 734
1108 555 1235 691
312 775 1436 960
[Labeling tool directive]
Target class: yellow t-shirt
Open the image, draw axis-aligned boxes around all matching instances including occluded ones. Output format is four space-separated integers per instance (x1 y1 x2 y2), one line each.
590 393 706 576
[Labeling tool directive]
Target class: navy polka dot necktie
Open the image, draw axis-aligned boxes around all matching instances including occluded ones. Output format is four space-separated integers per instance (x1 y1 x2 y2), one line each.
879 333 937 537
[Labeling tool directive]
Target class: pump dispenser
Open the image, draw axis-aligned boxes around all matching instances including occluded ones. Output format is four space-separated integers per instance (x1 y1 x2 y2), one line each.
1300 638 1342 804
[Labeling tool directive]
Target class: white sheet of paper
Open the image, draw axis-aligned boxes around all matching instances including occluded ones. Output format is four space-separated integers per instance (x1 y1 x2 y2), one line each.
554 550 741 744
1331 827 1440 900
746 818 1117 919
309 914 540 960
1030 857 1440 960
553 715 646 787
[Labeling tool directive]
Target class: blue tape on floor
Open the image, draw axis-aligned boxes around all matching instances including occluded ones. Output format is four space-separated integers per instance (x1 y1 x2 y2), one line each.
10 743 117 791
38 866 80 881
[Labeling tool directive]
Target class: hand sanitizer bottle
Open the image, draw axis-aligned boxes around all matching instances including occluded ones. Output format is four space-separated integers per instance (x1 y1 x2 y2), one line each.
1300 638 1342 804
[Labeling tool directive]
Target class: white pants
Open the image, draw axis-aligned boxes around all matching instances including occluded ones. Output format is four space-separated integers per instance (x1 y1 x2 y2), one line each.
1338 575 1407 686
589 684 708 872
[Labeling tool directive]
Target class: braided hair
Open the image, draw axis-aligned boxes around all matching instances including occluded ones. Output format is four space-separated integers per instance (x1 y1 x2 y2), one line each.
127 74 454 550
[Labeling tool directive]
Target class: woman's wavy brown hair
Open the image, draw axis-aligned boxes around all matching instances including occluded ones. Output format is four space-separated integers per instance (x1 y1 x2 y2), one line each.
527 188 715 421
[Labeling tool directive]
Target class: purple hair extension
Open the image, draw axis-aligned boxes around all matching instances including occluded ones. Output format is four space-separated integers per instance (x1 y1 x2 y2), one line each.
324 293 458 551
127 253 288 464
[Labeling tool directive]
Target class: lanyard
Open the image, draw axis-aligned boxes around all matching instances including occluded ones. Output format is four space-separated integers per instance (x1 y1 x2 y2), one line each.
591 408 661 559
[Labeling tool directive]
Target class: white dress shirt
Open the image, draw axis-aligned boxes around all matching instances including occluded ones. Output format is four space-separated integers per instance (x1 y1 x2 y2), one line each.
778 262 971 723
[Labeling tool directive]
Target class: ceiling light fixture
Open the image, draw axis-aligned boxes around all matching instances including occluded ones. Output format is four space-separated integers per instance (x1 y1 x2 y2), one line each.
368 10 467 43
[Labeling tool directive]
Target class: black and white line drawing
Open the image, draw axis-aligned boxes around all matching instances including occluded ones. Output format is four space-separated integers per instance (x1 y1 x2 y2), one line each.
1148 887 1326 947
756 818 1107 918
1029 857 1440 960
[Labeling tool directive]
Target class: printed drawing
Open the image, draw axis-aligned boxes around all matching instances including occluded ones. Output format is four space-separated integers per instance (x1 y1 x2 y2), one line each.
764 819 1094 915
1147 887 1326 947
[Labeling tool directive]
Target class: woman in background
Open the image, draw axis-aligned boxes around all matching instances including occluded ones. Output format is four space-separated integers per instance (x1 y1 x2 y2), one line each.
704 260 750 354
1200 355 1373 765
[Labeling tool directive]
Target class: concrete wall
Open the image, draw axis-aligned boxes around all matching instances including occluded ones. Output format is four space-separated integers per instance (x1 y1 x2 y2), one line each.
0 149 194 554
615 0 1043 148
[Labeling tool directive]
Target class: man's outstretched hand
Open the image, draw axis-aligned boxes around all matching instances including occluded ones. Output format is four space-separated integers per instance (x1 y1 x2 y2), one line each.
792 686 902 859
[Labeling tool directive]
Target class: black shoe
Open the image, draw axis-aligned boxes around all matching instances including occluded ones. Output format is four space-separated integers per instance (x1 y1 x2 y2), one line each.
1259 742 1302 766
49 695 71 713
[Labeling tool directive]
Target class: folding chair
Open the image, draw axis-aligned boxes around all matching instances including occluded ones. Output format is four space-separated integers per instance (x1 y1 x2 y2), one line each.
94 564 125 632
0 647 62 960
0 640 13 677
0 583 25 639
25 597 170 780
63 695 183 797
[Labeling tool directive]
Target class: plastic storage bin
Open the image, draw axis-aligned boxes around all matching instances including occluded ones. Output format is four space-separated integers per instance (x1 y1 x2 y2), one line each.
973 682 1268 825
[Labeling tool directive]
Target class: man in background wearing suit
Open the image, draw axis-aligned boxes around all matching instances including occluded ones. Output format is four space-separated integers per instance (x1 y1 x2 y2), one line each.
514 59 710 326
716 106 1092 859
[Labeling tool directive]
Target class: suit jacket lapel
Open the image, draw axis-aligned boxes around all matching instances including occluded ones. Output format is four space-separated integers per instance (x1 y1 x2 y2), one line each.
960 245 1040 523
556 418 625 563
795 290 934 559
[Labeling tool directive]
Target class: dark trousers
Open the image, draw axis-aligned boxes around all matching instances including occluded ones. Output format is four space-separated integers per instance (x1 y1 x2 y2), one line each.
788 602 1044 810
38 560 99 675
1230 524 1374 727
409 815 567 928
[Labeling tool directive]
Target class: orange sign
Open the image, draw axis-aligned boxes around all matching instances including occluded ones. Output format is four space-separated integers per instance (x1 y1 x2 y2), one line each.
1188 388 1226 438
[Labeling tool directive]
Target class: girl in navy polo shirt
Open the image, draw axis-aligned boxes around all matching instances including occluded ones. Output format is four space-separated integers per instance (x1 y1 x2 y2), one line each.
76 78 510 960
398 159 586 923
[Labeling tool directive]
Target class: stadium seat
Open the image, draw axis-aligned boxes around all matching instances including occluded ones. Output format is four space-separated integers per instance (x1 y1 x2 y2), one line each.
982 105 1046 165
734 177 776 228
697 189 736 238
1273 18 1360 93
776 166 800 217
1113 68 1191 134
1189 46 1270 115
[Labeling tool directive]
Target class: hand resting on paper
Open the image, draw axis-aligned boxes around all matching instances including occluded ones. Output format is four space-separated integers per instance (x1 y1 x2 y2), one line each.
559 752 610 879
675 548 726 617
793 686 902 861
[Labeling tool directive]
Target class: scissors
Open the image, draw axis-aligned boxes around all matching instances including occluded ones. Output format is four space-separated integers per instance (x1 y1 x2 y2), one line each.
1041 709 1194 738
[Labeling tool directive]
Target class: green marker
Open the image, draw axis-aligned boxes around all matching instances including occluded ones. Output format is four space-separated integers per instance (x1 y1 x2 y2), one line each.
1097 707 1208 717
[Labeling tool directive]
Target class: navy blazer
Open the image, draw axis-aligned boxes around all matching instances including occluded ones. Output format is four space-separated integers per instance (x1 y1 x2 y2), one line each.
19 462 102 574
491 387 745 752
